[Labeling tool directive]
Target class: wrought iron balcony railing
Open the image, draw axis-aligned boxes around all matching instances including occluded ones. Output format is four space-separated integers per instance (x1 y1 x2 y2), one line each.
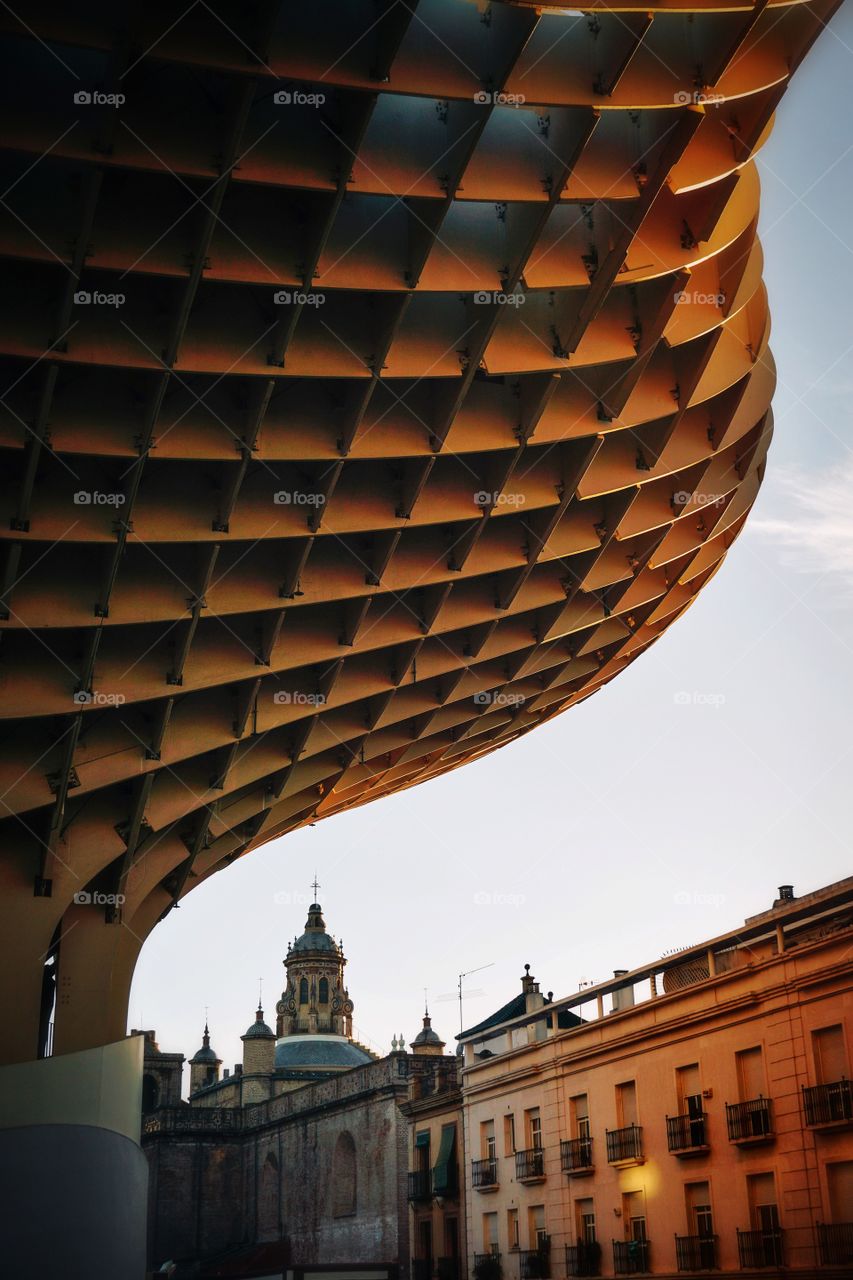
515 1146 545 1181
606 1124 644 1164
519 1247 550 1280
736 1228 784 1268
803 1078 852 1126
675 1235 718 1272
817 1222 853 1266
408 1169 432 1201
473 1250 502 1280
565 1242 601 1277
560 1136 594 1173
726 1097 774 1142
472 1157 499 1190
666 1111 709 1153
612 1239 650 1275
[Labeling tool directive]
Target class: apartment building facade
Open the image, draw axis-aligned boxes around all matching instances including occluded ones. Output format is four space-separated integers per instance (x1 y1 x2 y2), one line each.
458 880 852 1280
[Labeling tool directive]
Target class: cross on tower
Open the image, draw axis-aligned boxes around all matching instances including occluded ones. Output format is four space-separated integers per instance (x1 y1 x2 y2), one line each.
311 873 321 901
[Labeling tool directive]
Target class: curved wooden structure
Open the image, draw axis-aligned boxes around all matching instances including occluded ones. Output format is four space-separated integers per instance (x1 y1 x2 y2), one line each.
0 0 837 1061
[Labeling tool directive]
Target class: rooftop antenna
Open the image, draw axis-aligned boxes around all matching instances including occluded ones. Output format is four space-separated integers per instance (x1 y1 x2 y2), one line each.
456 963 494 1036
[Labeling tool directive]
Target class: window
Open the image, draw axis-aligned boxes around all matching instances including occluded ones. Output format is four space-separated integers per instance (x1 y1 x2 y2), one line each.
332 1131 357 1217
142 1074 159 1112
623 1191 646 1241
445 1218 459 1259
481 1119 496 1162
747 1172 779 1231
736 1047 766 1100
483 1212 499 1253
617 1081 638 1127
319 977 329 1004
529 1205 547 1250
419 1220 433 1263
571 1094 590 1140
504 1114 516 1155
415 1129 431 1172
575 1200 596 1243
508 1209 520 1251
828 1161 853 1221
686 1182 713 1236
526 1107 543 1150
299 976 309 1004
813 1025 848 1083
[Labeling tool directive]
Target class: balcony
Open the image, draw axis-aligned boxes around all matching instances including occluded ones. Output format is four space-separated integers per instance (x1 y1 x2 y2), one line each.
565 1242 601 1277
437 1259 461 1280
736 1228 784 1268
818 1222 853 1266
726 1097 774 1144
803 1078 852 1127
519 1246 550 1280
515 1146 545 1183
413 1262 433 1280
612 1239 650 1274
473 1251 502 1280
605 1124 644 1165
472 1157 499 1191
408 1169 432 1202
666 1112 709 1155
675 1235 718 1272
560 1136 594 1175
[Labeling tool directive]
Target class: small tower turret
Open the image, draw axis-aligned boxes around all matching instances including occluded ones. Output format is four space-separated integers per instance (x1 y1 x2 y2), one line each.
189 1021 221 1095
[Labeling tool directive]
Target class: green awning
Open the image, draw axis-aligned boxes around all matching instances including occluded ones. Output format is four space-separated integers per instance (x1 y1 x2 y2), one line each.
432 1123 457 1194
415 1130 430 1148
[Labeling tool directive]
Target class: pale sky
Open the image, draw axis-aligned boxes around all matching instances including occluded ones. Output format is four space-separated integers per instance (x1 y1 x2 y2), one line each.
130 6 853 1081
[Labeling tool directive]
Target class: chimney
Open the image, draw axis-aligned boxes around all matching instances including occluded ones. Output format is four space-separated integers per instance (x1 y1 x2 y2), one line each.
611 970 634 1013
774 885 795 908
223 1068 230 1079
521 964 544 1014
234 1063 243 1077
